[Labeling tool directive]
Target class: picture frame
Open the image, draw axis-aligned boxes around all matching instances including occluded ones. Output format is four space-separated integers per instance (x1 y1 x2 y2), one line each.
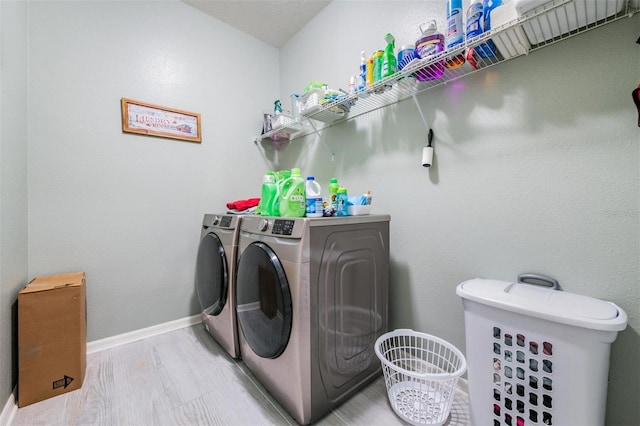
121 98 202 143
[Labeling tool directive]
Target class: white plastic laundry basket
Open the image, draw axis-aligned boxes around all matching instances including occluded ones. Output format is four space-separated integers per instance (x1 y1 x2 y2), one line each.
457 277 627 426
375 329 467 426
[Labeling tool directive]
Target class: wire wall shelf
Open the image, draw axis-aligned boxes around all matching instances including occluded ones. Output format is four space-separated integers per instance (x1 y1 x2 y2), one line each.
255 0 638 144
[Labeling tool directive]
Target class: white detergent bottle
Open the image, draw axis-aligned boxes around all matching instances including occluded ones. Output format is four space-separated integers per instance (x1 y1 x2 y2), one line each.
305 176 323 218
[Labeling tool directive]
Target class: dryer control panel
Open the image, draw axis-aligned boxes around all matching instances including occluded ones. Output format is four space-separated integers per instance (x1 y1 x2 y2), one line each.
203 213 238 230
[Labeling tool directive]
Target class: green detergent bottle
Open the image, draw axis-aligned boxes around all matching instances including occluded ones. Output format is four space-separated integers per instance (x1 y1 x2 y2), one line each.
259 171 279 216
279 168 306 217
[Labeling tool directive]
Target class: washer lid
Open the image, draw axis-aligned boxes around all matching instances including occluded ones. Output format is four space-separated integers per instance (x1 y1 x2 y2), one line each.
456 279 627 332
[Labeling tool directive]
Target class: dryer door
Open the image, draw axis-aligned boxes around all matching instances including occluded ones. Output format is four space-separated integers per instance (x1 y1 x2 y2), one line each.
196 232 228 316
236 241 292 359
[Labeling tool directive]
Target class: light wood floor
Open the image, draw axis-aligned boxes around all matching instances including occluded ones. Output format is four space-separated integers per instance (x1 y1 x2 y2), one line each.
11 325 470 425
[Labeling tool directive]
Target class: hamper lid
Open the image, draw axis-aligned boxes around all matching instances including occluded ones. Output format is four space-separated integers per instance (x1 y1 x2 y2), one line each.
456 279 627 332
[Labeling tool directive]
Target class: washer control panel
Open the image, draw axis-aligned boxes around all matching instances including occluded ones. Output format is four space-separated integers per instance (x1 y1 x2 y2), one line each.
242 216 304 239
271 219 295 235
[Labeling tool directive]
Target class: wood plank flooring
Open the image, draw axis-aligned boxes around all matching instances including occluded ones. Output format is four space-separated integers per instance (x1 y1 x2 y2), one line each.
11 325 470 425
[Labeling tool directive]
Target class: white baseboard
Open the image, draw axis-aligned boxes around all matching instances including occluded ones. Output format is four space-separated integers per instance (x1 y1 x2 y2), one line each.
87 314 201 354
0 315 201 425
0 388 16 426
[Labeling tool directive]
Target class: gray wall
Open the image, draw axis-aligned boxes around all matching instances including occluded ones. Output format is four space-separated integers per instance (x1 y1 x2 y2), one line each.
275 2 639 424
0 0 278 402
0 0 29 406
26 0 277 340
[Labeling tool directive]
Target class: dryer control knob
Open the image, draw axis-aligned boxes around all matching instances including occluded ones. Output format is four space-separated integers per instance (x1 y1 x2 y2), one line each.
213 216 220 226
258 218 269 232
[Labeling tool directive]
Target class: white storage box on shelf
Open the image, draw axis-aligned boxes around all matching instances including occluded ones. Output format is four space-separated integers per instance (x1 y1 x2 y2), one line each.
490 0 532 58
514 0 627 44
456 277 627 426
298 89 349 124
271 113 295 128
265 113 303 142
375 329 466 426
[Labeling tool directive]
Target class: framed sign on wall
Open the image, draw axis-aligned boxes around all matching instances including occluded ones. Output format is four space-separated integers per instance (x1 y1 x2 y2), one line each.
121 98 201 143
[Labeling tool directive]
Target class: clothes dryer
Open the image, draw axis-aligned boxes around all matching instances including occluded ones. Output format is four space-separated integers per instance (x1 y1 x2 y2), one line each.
195 214 241 358
235 215 390 424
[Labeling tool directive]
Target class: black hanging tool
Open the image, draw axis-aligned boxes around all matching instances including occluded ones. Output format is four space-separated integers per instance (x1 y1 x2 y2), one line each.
633 37 640 127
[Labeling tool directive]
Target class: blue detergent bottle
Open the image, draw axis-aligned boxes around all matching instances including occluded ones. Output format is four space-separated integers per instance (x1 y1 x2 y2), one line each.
466 0 496 60
336 187 349 216
478 0 502 58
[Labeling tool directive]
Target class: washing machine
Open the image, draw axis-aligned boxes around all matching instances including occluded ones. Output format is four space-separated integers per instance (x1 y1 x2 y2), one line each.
195 214 241 358
235 214 390 425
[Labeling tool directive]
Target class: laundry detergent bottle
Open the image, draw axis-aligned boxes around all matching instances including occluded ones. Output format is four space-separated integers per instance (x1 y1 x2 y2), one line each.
259 172 279 216
279 168 306 217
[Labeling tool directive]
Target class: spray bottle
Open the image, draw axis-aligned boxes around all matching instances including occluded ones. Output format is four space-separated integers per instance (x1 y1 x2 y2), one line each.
358 51 367 92
382 33 397 78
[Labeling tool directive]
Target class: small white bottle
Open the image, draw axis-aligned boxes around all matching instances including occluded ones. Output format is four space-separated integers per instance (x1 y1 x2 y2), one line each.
305 176 323 218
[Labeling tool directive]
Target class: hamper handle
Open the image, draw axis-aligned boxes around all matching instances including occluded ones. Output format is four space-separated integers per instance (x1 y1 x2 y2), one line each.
517 273 560 290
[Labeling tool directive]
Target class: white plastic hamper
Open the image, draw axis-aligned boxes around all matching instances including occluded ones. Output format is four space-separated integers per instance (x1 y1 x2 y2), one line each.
456 278 627 426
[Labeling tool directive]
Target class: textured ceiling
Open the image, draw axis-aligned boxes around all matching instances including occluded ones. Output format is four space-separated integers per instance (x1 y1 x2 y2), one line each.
182 0 332 48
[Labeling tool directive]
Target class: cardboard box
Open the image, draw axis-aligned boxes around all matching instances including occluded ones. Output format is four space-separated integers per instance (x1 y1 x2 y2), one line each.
18 272 86 407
